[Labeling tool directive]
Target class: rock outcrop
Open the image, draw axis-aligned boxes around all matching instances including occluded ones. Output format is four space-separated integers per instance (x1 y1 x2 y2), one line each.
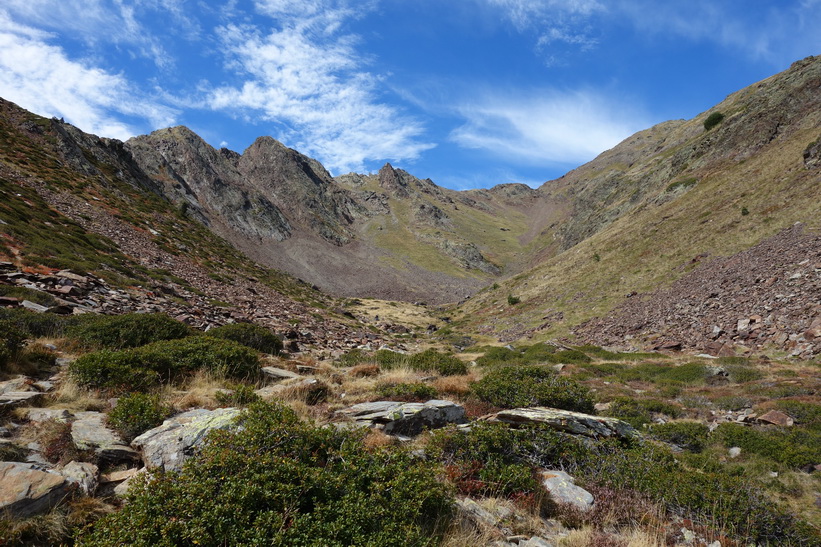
486 407 640 441
336 400 467 436
131 407 241 472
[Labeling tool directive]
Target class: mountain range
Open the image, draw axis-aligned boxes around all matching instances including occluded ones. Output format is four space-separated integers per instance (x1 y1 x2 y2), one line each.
1 55 820 357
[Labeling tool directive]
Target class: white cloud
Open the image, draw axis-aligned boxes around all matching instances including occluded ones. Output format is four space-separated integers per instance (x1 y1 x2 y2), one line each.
616 1 821 63
450 89 646 166
0 10 177 140
209 1 433 173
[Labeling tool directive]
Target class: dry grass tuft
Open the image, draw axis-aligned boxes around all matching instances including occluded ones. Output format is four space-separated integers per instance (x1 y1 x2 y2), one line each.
167 370 225 411
349 364 381 377
362 429 398 450
48 378 106 412
432 373 476 396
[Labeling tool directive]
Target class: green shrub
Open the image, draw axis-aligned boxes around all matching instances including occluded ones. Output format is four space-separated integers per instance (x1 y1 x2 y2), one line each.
0 307 72 338
703 111 725 130
376 382 438 401
507 294 520 305
376 349 467 376
649 421 709 452
66 312 192 350
576 443 819 545
70 336 260 392
475 346 519 367
712 423 821 469
614 362 706 385
605 397 681 428
472 365 594 413
725 365 763 383
207 322 282 354
107 393 169 441
79 402 453 546
476 343 592 368
574 345 666 361
215 383 262 407
0 318 27 355
0 286 56 306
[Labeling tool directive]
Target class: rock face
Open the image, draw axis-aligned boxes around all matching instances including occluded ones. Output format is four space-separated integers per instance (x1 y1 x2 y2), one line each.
131 408 241 472
541 470 594 511
71 412 139 463
487 407 640 441
0 462 72 518
59 461 99 495
336 400 467 436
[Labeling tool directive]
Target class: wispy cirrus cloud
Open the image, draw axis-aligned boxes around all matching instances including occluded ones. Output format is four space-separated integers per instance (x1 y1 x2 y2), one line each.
450 88 647 166
0 10 177 140
209 0 433 173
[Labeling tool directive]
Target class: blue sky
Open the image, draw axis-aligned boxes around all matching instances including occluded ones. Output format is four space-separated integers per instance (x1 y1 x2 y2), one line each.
1 1 819 190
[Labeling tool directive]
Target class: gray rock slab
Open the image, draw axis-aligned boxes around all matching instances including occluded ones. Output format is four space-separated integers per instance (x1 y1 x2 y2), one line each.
0 391 44 409
27 408 74 423
541 470 594 511
131 408 242 472
489 407 640 440
0 462 72 518
261 366 301 380
71 411 139 463
336 399 466 437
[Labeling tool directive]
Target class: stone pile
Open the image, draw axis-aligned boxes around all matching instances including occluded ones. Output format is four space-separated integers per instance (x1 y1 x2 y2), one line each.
576 224 821 358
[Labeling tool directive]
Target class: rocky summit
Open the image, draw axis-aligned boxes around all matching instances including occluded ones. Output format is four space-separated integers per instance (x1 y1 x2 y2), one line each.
1 56 820 546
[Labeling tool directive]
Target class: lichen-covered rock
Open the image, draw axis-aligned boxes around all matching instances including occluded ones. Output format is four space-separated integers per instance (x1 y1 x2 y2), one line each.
131 408 241 471
336 400 467 437
488 407 640 440
58 461 99 495
0 462 72 518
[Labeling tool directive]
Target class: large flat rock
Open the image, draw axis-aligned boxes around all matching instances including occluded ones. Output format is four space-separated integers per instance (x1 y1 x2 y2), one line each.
487 407 640 440
0 462 72 518
71 411 139 463
131 407 242 472
336 400 467 437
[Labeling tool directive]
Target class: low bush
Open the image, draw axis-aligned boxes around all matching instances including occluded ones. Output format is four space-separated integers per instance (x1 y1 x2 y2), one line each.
376 348 467 376
70 336 260 392
703 111 725 130
0 307 72 338
376 382 438 402
215 383 262 407
605 397 682 428
575 443 819 545
207 322 282 354
574 345 666 361
66 312 192 350
107 393 169 441
476 343 592 368
79 402 454 546
471 365 594 413
649 421 709 452
773 400 821 427
712 423 821 469
614 362 706 385
726 365 763 383
0 286 56 306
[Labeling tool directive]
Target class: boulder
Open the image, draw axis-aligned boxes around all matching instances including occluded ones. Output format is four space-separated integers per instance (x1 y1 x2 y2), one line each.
0 391 44 409
58 461 99 495
756 410 794 427
131 408 242 472
71 411 139 463
541 470 594 511
487 407 640 440
336 400 467 436
27 408 73 423
0 462 73 518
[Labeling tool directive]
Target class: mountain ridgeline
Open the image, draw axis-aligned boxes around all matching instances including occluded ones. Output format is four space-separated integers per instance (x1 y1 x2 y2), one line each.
1 56 820 354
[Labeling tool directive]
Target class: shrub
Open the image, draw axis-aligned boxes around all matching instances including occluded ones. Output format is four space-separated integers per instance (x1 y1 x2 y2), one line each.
376 349 467 376
649 421 709 452
476 343 592 368
773 400 821 427
0 318 27 356
107 393 169 441
605 397 681 428
703 111 725 130
507 294 520 305
0 307 72 338
376 382 438 401
0 286 57 306
215 383 262 407
70 336 260 392
726 365 763 383
79 402 454 546
66 312 192 350
712 423 821 469
472 365 594 413
207 322 282 354
576 443 819 545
